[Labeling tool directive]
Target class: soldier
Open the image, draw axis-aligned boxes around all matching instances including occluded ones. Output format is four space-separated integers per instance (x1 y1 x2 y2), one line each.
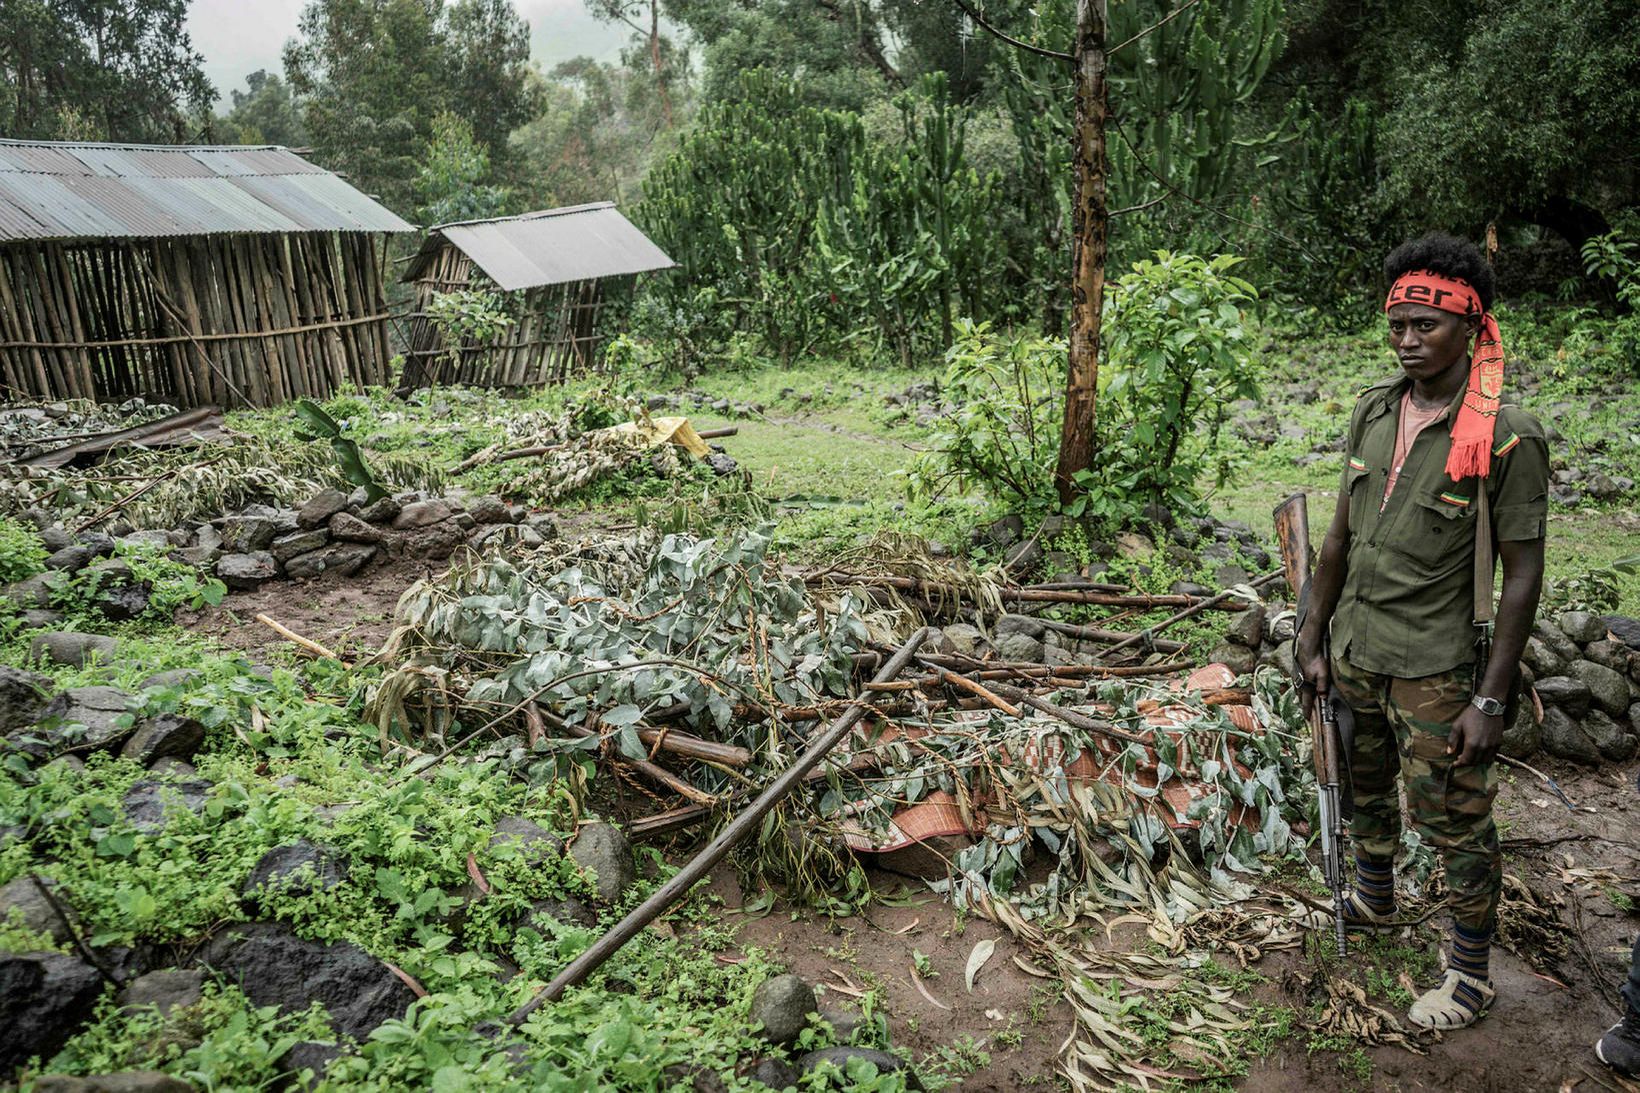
1295 233 1549 1030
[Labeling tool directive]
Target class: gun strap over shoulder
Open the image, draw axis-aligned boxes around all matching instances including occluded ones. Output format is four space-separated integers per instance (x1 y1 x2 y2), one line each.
1474 484 1495 626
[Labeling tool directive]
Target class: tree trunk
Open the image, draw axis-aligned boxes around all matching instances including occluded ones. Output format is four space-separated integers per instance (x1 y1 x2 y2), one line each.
1052 0 1109 506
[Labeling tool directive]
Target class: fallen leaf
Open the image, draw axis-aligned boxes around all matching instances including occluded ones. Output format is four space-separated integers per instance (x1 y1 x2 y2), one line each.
911 963 952 1010
965 938 997 993
382 961 427 998
465 852 491 896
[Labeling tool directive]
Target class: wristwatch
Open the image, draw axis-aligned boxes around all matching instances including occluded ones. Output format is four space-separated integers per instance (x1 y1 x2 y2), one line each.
1470 694 1505 717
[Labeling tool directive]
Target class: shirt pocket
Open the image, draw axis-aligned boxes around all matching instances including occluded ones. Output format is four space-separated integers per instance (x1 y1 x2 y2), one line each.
1344 464 1373 531
1396 492 1475 571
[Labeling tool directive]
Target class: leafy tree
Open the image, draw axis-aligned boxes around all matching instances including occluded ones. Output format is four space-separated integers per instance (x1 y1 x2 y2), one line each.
441 0 538 157
0 0 214 141
284 0 536 212
510 49 691 209
416 111 508 224
955 0 1282 501
284 0 447 210
659 0 900 111
1375 0 1639 251
218 70 309 147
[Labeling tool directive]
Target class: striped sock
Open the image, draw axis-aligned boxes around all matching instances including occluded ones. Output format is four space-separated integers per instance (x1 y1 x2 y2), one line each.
1449 923 1491 984
1349 855 1396 916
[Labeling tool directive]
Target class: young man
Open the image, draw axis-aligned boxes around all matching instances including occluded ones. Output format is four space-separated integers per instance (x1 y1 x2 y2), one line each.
1295 233 1548 1030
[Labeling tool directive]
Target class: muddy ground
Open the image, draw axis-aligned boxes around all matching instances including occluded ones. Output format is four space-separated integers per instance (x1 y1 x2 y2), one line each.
195 547 1640 1091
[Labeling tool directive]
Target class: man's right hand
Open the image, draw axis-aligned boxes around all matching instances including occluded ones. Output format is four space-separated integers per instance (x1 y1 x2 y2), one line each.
1295 626 1330 717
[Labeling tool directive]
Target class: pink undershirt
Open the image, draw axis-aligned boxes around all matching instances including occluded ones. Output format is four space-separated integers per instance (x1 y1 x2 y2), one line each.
1383 389 1447 505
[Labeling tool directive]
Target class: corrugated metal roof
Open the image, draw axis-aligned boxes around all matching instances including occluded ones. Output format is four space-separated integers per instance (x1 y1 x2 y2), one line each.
0 139 413 243
403 203 675 291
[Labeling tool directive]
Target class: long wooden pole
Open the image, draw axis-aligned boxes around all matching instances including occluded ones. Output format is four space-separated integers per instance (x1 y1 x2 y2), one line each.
507 628 929 1021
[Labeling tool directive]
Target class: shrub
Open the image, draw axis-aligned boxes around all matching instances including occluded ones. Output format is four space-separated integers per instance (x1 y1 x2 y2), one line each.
911 254 1262 530
1074 251 1261 524
0 517 45 583
907 320 1063 513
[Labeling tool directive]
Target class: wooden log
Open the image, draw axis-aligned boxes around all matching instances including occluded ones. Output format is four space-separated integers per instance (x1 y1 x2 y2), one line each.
1037 618 1187 653
507 628 930 1019
1096 569 1284 657
558 718 715 806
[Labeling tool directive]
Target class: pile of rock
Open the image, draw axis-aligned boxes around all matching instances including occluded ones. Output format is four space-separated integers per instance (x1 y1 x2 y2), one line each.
204 487 550 591
14 487 558 602
972 510 1273 588
1515 610 1640 763
0 665 206 777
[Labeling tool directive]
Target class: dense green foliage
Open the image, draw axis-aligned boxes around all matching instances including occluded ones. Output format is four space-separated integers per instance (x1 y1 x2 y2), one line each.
640 73 1006 364
281 0 536 211
912 254 1259 526
0 0 213 141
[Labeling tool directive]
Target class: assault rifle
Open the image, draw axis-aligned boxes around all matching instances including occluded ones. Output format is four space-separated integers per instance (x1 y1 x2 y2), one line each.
1272 492 1350 957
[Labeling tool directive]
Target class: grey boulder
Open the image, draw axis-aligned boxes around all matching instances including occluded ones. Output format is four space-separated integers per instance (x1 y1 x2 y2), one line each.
118 969 206 1016
22 687 138 759
1567 659 1631 717
30 631 118 668
798 1047 917 1087
283 543 375 580
992 632 1045 663
0 950 104 1072
298 488 350 530
122 778 213 833
1540 706 1600 764
219 514 280 554
197 922 415 1039
750 973 817 1044
0 874 75 944
241 840 351 905
1223 604 1267 648
1558 610 1605 645
0 665 57 734
216 552 280 591
119 715 206 766
1534 675 1591 716
569 822 635 903
270 529 331 565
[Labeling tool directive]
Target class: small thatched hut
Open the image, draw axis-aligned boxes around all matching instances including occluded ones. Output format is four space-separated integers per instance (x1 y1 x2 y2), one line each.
0 139 413 409
399 203 674 389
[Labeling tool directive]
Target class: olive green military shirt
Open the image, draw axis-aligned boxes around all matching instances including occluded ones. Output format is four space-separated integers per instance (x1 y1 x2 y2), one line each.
1329 374 1549 678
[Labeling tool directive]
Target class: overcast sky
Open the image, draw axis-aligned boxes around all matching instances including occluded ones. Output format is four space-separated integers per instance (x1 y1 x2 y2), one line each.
186 0 631 104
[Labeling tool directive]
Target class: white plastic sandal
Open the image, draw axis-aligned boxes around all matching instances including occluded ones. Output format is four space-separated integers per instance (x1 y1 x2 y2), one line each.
1337 892 1397 931
1408 968 1495 1030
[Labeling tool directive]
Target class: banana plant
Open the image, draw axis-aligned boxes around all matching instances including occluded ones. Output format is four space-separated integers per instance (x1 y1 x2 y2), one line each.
294 400 387 504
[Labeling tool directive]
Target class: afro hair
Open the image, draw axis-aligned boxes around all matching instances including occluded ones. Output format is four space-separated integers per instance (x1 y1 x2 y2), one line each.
1383 233 1495 312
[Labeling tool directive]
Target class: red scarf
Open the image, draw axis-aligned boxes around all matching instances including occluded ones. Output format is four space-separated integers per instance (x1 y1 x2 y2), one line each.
1384 270 1503 480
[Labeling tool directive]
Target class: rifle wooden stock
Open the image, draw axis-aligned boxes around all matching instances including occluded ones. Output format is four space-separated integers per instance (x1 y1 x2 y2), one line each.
1272 492 1312 603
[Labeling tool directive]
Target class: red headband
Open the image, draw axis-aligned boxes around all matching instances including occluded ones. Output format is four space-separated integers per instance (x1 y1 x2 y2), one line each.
1383 271 1482 317
1384 270 1503 480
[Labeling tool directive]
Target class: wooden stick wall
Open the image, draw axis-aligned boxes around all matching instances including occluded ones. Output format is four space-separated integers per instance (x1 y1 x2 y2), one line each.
0 232 393 408
400 242 614 391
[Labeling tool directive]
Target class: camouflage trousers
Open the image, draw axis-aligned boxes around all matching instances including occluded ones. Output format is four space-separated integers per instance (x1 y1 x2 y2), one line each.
1330 656 1502 933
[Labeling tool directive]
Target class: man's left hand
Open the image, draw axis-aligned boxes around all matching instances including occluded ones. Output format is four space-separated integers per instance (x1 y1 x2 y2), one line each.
1449 704 1504 767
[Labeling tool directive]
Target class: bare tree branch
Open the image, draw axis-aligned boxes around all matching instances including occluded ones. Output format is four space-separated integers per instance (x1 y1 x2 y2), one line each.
1109 0 1202 55
1110 193 1169 216
948 0 1072 62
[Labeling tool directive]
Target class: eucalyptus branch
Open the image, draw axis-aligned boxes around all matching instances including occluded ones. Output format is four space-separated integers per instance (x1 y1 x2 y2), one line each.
1108 0 1202 54
948 0 1072 62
